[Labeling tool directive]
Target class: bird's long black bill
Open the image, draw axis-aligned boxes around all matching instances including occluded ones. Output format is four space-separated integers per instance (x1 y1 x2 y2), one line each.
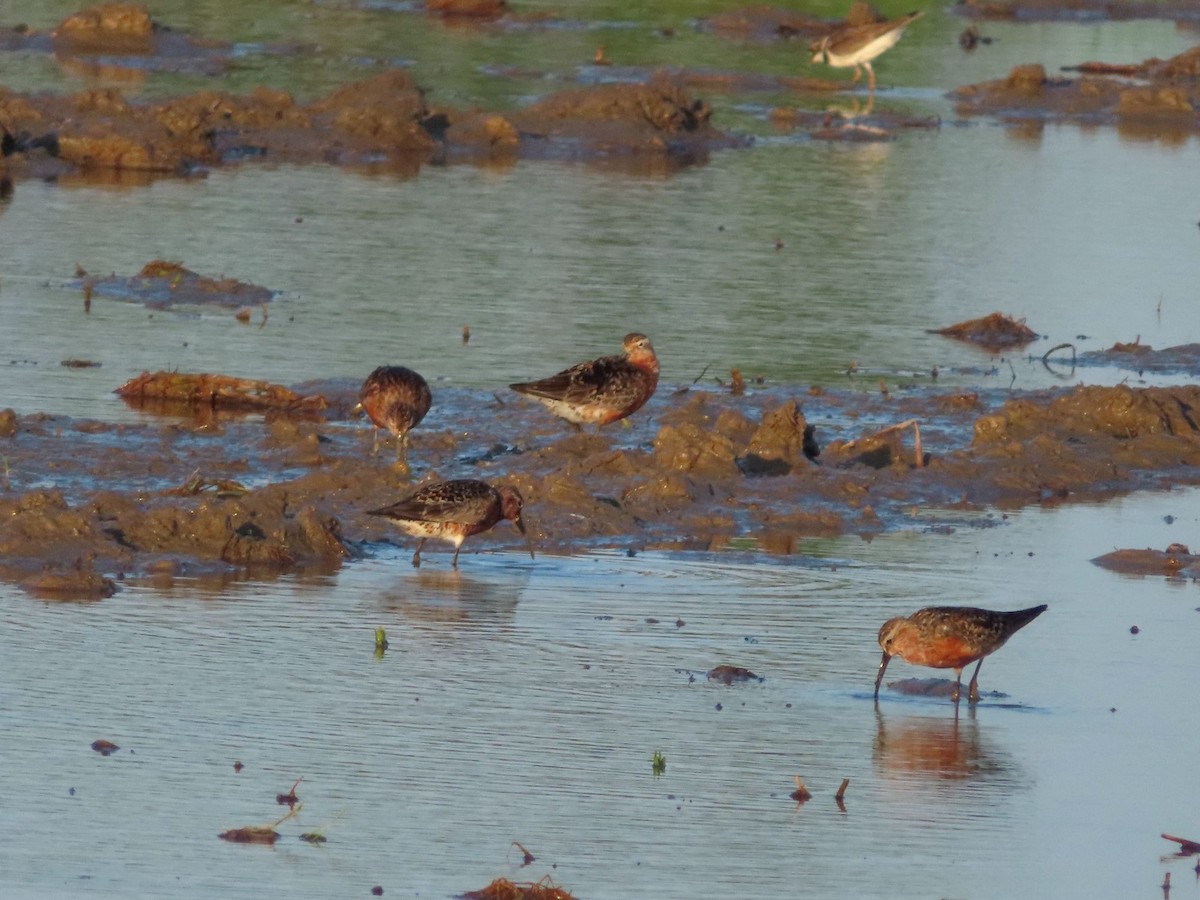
515 516 535 560
874 651 892 698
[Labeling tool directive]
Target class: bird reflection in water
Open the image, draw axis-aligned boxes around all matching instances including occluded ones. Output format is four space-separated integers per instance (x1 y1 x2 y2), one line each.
873 705 1012 783
374 567 526 633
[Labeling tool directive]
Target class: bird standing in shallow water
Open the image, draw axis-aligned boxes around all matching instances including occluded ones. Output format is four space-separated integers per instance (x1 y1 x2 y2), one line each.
367 479 533 568
810 11 924 94
357 366 432 461
509 333 659 430
874 604 1047 703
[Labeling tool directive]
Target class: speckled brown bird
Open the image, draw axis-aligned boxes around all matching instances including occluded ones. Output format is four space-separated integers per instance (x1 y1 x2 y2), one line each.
367 479 533 568
357 366 432 460
810 11 924 93
509 333 659 429
874 604 1047 703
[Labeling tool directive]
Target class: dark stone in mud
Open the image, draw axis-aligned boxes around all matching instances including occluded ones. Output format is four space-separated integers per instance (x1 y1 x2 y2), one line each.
708 665 763 684
1091 544 1199 576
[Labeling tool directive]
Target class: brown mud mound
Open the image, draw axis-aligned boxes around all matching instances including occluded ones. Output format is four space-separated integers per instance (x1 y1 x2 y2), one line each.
700 2 884 41
1091 543 1200 577
1079 341 1200 376
0 68 737 179
0 3 282 76
3 380 1200 594
955 0 1200 23
75 260 276 310
954 50 1200 134
932 312 1039 350
115 371 328 413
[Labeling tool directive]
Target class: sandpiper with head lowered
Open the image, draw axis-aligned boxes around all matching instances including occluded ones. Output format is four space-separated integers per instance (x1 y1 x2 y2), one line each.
810 11 924 94
509 332 659 430
356 365 432 460
367 479 533 568
874 604 1047 703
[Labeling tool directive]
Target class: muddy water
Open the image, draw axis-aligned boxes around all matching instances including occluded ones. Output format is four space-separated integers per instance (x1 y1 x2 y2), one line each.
4 124 1200 423
3 1 1200 897
2 489 1198 898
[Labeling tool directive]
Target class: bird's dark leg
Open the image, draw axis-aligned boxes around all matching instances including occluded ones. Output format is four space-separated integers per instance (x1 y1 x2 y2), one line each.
411 538 425 568
967 659 985 704
951 667 963 703
452 544 462 568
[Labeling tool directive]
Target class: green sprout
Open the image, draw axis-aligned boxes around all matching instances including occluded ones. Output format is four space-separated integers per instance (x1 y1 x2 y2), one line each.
651 750 666 776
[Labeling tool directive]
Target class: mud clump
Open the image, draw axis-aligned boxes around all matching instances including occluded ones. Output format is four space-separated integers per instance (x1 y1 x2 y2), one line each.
426 0 508 19
115 371 327 412
955 48 1200 134
707 664 763 684
53 3 153 52
0 408 17 438
1 68 736 179
1091 543 1199 577
79 260 276 310
931 312 1038 349
460 877 575 900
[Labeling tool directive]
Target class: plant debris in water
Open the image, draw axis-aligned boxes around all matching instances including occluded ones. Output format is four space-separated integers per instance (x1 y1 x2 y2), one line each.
115 371 327 412
458 876 576 900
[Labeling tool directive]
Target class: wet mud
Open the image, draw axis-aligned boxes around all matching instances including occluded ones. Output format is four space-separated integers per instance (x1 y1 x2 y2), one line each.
1091 543 1200 577
954 0 1200 23
0 59 738 180
954 47 1200 135
2 373 1200 597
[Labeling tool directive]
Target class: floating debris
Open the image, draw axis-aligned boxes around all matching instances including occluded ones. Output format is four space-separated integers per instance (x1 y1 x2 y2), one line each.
459 876 576 900
706 665 762 684
91 739 119 756
651 750 667 775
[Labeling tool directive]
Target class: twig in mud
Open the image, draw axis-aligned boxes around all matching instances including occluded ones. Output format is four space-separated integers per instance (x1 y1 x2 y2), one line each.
277 775 304 807
691 363 711 385
1006 358 1016 389
835 778 849 801
730 368 745 395
492 391 506 408
1041 343 1076 363
512 841 536 866
878 380 890 400
846 360 858 379
790 776 811 803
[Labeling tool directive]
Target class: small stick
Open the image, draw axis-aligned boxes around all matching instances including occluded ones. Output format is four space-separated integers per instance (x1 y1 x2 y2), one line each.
511 841 535 866
1041 342 1076 363
691 363 711 385
1162 833 1200 854
835 778 849 801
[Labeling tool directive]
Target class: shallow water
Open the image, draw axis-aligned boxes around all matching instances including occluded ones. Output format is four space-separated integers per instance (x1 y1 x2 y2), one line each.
3 1 1200 897
3 490 1199 898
